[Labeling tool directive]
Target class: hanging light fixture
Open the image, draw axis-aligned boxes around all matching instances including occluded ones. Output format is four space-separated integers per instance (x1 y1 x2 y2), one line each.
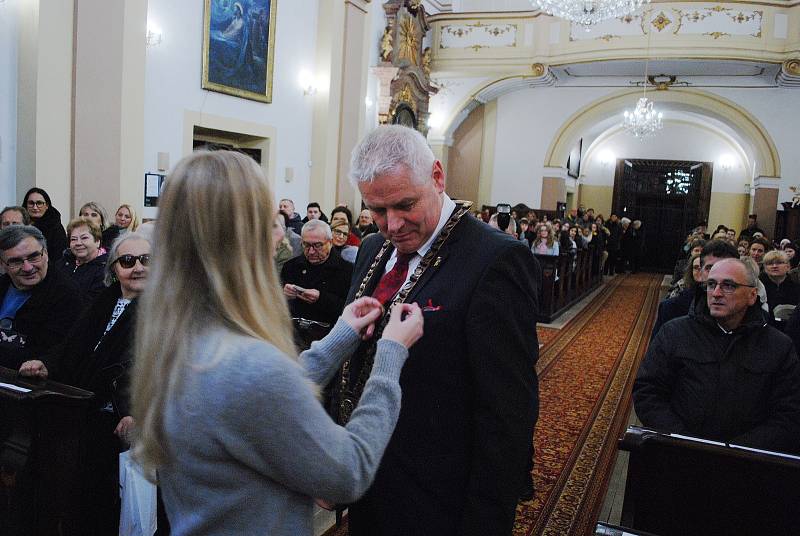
530 0 650 28
622 22 663 139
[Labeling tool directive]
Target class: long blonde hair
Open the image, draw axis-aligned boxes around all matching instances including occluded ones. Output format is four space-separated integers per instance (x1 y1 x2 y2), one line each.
116 204 141 231
132 150 296 474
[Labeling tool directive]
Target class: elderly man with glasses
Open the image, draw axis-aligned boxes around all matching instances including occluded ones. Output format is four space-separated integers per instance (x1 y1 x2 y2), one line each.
0 225 81 369
280 220 353 348
634 258 800 454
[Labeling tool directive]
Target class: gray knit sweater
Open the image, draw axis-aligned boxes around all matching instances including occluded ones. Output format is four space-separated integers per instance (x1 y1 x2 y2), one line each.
159 319 407 535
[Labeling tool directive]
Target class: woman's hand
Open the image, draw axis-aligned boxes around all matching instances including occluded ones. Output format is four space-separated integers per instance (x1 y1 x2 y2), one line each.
341 297 384 340
380 303 424 349
115 416 135 444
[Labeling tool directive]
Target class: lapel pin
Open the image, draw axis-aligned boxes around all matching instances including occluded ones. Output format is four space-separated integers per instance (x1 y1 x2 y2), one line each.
433 256 442 268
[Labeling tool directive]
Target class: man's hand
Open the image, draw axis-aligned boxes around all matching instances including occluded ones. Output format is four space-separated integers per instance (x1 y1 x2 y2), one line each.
341 297 384 340
19 360 48 380
314 498 335 511
297 288 320 304
115 416 135 444
284 284 300 299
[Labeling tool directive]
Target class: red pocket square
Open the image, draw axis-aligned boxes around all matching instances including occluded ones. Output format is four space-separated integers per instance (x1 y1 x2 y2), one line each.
422 299 442 312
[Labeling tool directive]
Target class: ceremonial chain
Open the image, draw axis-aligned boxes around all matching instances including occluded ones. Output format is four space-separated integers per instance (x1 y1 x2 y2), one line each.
337 201 472 424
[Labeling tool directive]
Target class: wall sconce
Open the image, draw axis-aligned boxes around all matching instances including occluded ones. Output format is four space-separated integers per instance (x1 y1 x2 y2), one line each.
599 149 616 167
298 70 318 96
719 154 735 171
146 24 163 48
427 113 443 129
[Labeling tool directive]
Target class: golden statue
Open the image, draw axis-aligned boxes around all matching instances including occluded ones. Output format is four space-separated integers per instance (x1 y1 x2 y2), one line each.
422 47 431 76
380 27 393 62
398 17 419 65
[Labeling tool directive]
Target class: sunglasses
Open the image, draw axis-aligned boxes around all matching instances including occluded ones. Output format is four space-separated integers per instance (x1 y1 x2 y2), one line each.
113 254 151 269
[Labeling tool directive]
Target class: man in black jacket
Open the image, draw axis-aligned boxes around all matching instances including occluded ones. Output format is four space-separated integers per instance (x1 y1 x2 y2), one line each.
634 258 800 453
280 219 352 326
0 225 81 369
651 239 739 339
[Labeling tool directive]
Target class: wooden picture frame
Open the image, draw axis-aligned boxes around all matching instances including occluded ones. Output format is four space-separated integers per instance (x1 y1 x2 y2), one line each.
202 0 278 103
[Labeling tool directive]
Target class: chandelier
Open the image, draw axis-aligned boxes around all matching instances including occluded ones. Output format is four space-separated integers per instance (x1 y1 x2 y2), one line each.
623 97 662 138
530 0 650 27
622 23 663 139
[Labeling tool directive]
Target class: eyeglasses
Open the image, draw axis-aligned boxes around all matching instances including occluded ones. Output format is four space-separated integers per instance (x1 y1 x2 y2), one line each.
26 200 46 207
2 248 45 269
302 241 327 251
332 230 349 238
702 279 755 294
113 254 151 269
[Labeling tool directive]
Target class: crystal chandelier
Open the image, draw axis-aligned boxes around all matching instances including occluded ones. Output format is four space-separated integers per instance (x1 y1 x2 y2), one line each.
622 24 663 139
530 0 650 27
623 97 662 138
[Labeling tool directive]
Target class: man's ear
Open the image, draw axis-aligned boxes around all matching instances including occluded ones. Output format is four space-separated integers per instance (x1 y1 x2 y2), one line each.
747 287 759 307
431 161 445 194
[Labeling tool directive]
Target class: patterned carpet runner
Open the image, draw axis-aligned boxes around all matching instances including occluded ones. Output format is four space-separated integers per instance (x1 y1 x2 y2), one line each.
514 273 661 535
322 273 662 536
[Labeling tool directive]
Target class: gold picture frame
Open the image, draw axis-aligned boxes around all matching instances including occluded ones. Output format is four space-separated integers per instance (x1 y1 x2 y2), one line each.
202 0 278 103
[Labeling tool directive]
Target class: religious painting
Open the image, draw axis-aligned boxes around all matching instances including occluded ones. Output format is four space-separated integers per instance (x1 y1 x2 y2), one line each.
202 0 277 103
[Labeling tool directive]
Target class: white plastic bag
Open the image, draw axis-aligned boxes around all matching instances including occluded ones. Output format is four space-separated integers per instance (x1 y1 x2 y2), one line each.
119 449 157 536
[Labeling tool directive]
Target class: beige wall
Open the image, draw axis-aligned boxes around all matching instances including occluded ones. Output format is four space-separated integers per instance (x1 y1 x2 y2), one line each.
446 104 483 204
578 184 613 218
708 192 751 237
540 177 566 210
17 0 75 224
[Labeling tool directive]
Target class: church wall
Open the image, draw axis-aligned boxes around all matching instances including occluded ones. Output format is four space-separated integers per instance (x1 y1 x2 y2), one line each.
143 0 320 218
577 185 613 218
711 88 800 208
0 0 19 207
491 86 618 209
447 102 484 204
488 85 799 233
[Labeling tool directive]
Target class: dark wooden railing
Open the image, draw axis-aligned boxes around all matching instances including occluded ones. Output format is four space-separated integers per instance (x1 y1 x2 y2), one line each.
535 244 603 323
618 426 800 536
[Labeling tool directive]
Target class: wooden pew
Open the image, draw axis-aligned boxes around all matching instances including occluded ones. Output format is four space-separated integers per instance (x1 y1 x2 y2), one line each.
618 426 800 536
0 366 93 536
536 244 603 322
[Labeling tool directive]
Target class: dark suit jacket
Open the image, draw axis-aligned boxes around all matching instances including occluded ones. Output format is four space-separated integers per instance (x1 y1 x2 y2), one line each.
346 214 541 536
0 268 82 369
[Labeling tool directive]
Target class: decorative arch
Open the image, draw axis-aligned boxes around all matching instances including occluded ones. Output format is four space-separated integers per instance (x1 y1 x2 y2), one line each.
544 88 781 178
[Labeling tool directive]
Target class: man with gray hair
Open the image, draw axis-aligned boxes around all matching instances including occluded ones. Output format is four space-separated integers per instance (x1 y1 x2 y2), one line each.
280 219 353 344
333 125 541 535
0 225 81 369
634 258 800 453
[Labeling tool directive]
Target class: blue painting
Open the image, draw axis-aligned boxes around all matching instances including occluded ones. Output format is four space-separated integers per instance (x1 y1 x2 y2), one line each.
202 0 277 103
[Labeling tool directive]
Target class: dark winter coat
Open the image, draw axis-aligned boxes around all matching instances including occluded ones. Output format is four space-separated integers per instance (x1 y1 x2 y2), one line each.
48 283 137 417
32 206 67 261
56 251 108 302
0 268 83 369
635 295 800 454
280 248 353 325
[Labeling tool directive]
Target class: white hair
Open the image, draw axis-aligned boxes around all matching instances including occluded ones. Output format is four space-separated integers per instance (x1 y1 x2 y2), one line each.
620 217 631 225
301 219 332 240
349 125 435 187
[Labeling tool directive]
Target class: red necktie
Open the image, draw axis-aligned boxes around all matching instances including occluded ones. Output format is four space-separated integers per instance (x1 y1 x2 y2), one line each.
372 252 414 305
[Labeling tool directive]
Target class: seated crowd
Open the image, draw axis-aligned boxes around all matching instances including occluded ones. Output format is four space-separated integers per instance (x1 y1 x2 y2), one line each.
3 174 799 536
635 213 800 455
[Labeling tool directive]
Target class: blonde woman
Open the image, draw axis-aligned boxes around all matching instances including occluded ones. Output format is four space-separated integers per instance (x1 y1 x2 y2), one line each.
531 222 560 256
132 151 423 535
103 204 141 249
